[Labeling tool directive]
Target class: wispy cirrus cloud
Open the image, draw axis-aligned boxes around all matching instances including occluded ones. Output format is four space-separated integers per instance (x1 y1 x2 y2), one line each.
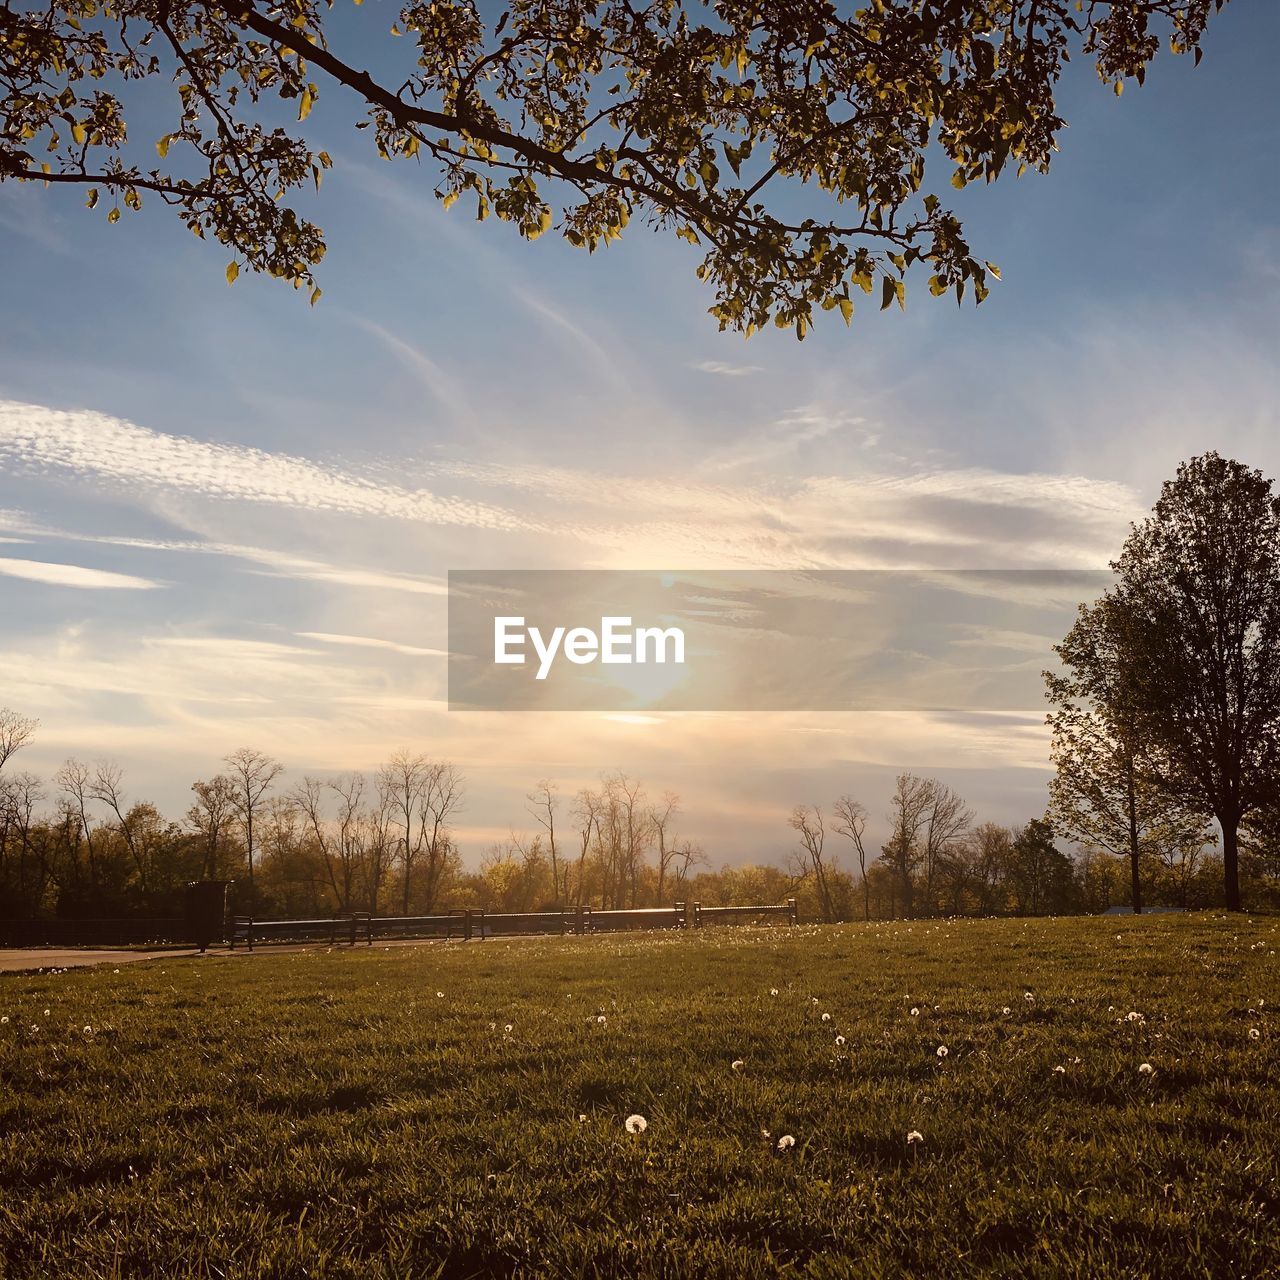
0 556 159 590
691 360 763 377
0 400 525 532
297 631 446 657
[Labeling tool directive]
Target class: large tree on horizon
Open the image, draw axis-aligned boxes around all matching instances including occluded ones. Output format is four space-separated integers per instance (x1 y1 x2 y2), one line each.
1 0 1228 335
1047 601 1215 914
1057 454 1280 912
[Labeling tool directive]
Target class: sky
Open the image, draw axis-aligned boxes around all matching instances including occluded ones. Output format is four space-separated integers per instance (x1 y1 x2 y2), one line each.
1 3 1278 867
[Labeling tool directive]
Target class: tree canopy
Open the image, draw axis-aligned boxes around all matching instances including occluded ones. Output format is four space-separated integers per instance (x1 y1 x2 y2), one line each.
1050 453 1280 912
1 0 1227 334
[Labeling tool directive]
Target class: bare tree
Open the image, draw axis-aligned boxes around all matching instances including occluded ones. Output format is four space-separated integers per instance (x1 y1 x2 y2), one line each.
55 759 99 893
89 763 148 893
921 782 973 915
833 795 871 922
571 787 604 906
188 774 238 879
224 748 284 896
649 791 682 905
527 779 563 904
380 750 429 915
790 804 836 923
0 709 37 775
881 774 935 920
419 762 464 912
597 773 650 909
669 838 704 900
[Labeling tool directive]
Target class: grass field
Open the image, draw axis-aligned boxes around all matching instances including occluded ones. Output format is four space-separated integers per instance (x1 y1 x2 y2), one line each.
0 916 1276 1279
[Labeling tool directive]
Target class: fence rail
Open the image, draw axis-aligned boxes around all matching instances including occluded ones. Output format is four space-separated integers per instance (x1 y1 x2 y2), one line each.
227 899 797 950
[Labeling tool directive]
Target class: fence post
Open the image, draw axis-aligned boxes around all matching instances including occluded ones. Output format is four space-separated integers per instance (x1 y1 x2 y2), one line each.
675 900 686 929
349 915 357 947
788 897 798 926
692 901 701 929
464 909 473 942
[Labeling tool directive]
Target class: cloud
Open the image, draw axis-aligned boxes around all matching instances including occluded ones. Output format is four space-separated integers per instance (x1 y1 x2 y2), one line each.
0 400 526 532
297 631 446 657
692 360 763 377
0 556 159 590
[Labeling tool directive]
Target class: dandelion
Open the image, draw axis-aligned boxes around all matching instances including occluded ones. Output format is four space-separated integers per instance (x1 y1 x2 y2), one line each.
82 1026 93 1036
596 1015 607 1024
776 1134 795 1151
835 1035 846 1047
436 991 444 999
625 1114 647 1134
578 1114 588 1123
1126 1011 1143 1023
1053 1064 1066 1074
504 1023 513 1034
1138 1062 1155 1076
0 1016 8 1025
1024 992 1035 1003
821 1012 832 1023
906 1130 924 1146
1248 1028 1261 1040
770 988 779 997
731 1059 745 1072
42 1009 49 1017
936 1045 949 1058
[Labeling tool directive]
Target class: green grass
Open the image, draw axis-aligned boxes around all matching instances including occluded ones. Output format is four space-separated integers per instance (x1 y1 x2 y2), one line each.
0 916 1276 1279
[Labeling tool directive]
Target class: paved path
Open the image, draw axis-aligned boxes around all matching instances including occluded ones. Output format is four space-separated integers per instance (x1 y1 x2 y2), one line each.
0 947 202 973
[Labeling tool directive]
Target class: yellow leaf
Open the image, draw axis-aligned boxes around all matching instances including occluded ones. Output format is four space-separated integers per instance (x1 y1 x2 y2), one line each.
838 297 853 325
310 286 322 306
156 134 169 159
226 261 239 285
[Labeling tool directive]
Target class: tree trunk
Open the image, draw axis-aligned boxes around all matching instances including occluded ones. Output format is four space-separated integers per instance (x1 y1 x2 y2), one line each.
1222 818 1242 911
1127 774 1143 915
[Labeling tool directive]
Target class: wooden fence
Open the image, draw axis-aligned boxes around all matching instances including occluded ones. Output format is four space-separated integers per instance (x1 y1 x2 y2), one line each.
228 899 797 950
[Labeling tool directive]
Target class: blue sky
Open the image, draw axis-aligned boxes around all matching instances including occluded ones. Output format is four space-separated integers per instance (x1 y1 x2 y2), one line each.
1 2 1277 863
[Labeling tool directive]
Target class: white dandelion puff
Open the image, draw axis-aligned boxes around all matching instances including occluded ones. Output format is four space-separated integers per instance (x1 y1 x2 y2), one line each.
906 1130 924 1145
1138 1062 1155 1076
1002 1007 1011 1016
1053 1065 1066 1074
770 988 779 997
821 1012 832 1023
910 1007 920 1017
504 1024 513 1033
731 1059 745 1072
835 1035 846 1047
936 1045 949 1058
1248 1028 1261 1040
625 1114 647 1134
776 1134 795 1151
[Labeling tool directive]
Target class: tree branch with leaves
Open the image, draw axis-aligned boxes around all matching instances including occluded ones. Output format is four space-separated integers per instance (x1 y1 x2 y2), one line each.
1 0 1227 334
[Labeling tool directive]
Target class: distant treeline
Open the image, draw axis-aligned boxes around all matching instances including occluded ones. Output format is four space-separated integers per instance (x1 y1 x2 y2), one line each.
0 714 1274 926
